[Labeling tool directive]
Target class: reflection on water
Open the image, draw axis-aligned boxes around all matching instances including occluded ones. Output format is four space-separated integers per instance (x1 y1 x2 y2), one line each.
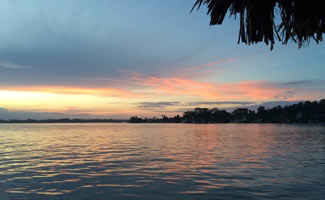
0 123 324 200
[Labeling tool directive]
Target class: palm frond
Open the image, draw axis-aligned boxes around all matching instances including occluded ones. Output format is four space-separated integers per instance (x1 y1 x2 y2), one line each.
192 0 325 49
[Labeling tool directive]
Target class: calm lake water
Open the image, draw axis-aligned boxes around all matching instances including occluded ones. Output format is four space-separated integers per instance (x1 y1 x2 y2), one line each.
0 123 324 200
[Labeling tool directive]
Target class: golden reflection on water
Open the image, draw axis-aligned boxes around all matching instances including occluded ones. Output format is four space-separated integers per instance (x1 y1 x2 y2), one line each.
0 123 324 199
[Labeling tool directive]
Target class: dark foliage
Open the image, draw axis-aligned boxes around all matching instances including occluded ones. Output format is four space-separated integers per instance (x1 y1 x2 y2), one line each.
129 115 182 123
129 99 325 123
192 0 325 49
183 108 231 123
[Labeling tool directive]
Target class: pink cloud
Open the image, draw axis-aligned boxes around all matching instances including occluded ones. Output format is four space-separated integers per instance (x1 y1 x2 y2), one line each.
1 76 320 103
215 81 295 100
131 76 220 98
129 76 305 101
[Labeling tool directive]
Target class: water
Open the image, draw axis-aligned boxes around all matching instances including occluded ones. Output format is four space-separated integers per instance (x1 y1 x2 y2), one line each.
0 123 324 200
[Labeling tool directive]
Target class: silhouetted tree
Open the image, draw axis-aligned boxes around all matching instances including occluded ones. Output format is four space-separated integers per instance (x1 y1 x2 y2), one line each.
232 108 249 122
129 116 144 123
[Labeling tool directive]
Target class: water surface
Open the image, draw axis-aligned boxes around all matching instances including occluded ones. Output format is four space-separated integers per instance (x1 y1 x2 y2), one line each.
0 123 324 199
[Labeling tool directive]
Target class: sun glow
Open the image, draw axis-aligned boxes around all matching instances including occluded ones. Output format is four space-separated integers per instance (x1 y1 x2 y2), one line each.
0 90 127 111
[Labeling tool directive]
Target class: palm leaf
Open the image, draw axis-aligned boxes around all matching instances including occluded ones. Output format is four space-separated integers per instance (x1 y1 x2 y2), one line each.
192 0 325 49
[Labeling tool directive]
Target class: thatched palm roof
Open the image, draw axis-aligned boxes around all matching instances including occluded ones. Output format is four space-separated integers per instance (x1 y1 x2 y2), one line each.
192 0 325 49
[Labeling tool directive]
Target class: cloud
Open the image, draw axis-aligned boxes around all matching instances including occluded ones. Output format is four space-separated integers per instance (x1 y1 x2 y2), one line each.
225 100 303 112
279 80 325 89
186 101 256 106
0 61 30 69
2 75 324 104
137 102 180 110
130 76 221 99
0 107 133 120
180 58 237 72
136 101 257 111
0 108 9 112
128 76 299 100
0 1 224 87
101 74 325 101
136 101 256 111
153 58 238 79
280 80 317 86
0 107 93 120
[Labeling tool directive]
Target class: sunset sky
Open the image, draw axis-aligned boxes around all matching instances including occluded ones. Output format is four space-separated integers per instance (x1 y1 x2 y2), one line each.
0 0 325 119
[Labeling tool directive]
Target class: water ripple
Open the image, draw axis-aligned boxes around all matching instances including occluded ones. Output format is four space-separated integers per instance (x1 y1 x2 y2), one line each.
0 123 324 200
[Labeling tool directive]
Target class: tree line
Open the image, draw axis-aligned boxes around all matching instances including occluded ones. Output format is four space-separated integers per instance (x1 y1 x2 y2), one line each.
129 100 325 123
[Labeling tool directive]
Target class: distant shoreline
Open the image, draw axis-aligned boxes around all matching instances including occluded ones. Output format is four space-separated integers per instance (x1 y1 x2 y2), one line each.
129 100 325 124
0 119 128 124
1 100 324 124
0 121 324 125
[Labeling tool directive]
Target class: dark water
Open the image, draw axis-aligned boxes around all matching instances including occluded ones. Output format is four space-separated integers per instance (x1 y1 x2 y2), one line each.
0 123 324 200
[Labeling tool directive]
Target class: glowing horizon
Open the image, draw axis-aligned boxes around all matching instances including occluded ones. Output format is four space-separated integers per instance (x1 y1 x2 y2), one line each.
0 0 324 119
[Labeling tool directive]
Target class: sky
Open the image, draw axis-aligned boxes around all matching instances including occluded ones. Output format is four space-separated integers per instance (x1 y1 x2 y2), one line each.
0 0 325 120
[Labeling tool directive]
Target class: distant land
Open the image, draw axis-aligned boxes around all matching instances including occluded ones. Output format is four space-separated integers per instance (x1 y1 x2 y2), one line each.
1 100 325 124
0 119 128 124
130 100 325 124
